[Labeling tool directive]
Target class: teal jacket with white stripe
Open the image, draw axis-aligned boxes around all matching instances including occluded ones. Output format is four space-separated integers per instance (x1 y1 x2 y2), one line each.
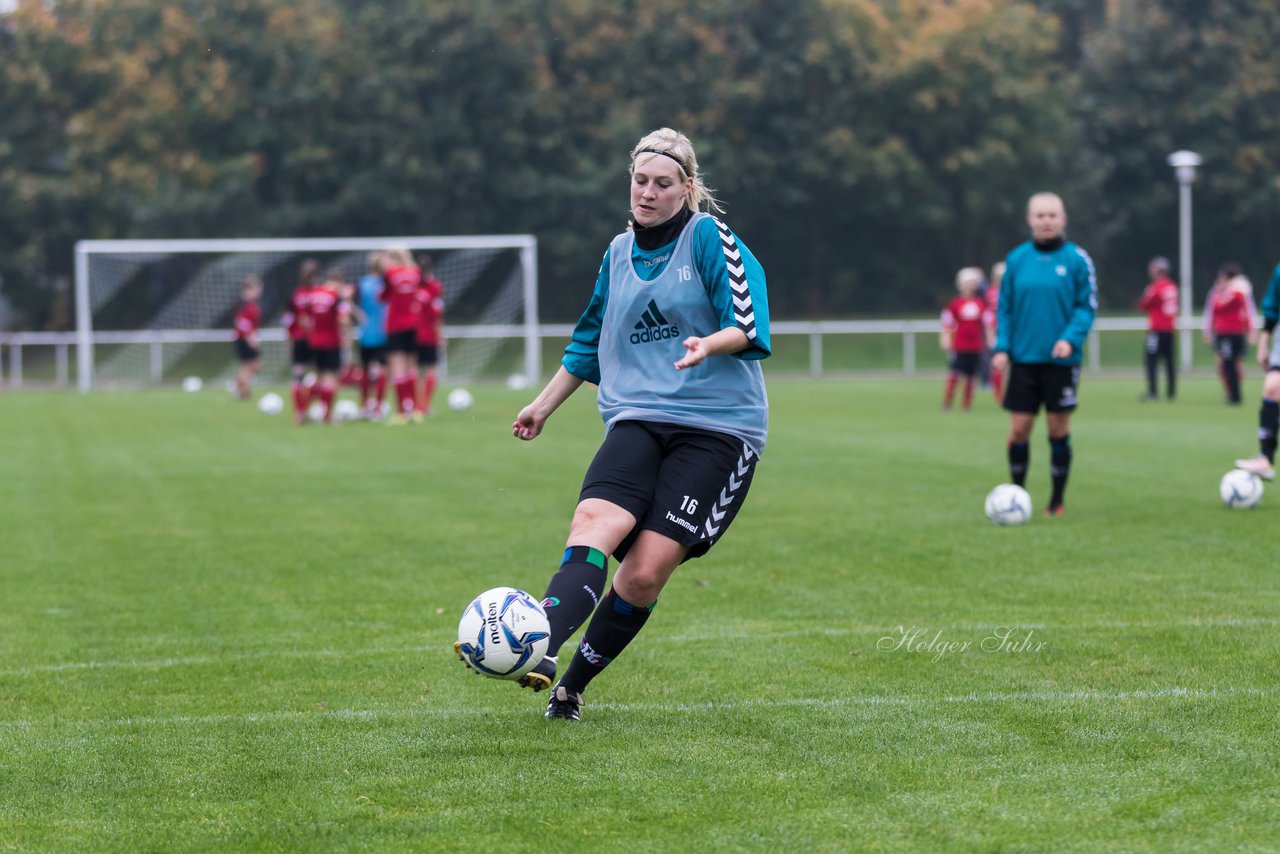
995 238 1098 365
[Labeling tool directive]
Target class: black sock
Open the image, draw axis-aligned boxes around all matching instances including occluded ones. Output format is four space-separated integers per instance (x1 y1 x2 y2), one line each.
1224 358 1242 402
1049 434 1072 508
558 589 653 695
1008 442 1030 487
1261 400 1279 464
540 546 607 658
1145 351 1158 396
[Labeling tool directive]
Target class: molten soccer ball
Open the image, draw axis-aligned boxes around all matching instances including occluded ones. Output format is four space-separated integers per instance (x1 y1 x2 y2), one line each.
447 388 474 411
984 483 1032 526
456 587 550 679
258 392 284 415
1220 469 1263 509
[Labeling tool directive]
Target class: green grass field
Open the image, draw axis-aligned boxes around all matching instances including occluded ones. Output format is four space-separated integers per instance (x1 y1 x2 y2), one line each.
1 375 1277 852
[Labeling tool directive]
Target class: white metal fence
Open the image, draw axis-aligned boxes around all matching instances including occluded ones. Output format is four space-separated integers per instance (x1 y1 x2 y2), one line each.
0 316 1207 390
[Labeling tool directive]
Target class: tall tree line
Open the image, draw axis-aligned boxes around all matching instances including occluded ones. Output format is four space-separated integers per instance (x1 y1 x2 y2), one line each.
2 0 1278 327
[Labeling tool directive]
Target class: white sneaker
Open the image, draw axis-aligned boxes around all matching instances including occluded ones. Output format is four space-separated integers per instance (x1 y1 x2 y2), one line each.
1234 456 1276 481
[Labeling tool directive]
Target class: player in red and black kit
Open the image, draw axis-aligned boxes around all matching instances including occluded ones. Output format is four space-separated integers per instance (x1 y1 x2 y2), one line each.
282 259 321 424
940 267 992 411
415 254 445 417
379 248 423 424
1204 263 1254 405
232 275 263 400
306 269 353 424
1137 256 1179 401
985 261 1006 403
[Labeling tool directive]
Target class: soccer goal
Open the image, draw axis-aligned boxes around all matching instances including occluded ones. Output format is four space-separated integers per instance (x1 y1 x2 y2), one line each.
73 235 538 392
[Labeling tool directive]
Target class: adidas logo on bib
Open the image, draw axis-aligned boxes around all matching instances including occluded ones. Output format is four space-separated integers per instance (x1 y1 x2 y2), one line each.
630 298 680 344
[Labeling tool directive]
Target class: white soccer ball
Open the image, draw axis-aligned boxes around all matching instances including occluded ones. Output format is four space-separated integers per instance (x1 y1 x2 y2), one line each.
333 399 360 421
181 376 203 392
308 401 326 422
258 392 284 415
448 388 474 411
456 587 550 679
506 373 531 390
984 483 1033 526
1220 469 1263 509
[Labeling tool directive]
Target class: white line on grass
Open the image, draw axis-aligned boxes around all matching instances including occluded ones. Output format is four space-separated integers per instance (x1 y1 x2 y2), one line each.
0 646 435 677
660 616 1280 643
0 686 1275 736
2 617 1278 678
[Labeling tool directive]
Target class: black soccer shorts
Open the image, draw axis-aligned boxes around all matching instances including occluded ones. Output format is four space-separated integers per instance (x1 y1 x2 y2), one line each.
949 351 981 377
290 339 312 368
387 329 418 355
1003 362 1080 413
416 344 439 366
359 345 387 367
234 338 260 362
578 419 759 563
311 346 342 372
1216 333 1246 362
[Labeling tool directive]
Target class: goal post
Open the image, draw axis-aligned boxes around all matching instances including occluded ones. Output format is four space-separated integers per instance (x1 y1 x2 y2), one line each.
73 235 538 393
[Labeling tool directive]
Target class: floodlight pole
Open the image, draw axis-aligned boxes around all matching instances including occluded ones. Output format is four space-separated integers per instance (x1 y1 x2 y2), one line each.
1168 150 1202 371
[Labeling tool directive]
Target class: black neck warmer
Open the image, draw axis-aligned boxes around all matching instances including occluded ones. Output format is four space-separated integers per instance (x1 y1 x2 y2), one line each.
633 207 694 251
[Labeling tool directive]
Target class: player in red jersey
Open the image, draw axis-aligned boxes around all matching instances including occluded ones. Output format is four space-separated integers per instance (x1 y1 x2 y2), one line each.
379 248 423 423
940 267 993 411
336 279 363 391
305 268 353 424
282 259 321 424
985 260 1006 402
1204 263 1255 405
415 254 446 417
231 275 263 400
1137 256 1179 401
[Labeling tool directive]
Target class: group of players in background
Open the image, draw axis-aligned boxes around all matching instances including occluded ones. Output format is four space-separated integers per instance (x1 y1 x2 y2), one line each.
231 250 445 425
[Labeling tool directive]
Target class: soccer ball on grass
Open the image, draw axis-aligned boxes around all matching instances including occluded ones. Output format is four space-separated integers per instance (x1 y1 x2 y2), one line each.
333 399 360 421
258 392 284 415
984 483 1032 526
1219 469 1263 509
455 587 550 679
447 388 474 411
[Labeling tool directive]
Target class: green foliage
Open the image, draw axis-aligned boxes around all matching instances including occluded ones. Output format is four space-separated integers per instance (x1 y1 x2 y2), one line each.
1079 0 1280 300
3 0 1280 326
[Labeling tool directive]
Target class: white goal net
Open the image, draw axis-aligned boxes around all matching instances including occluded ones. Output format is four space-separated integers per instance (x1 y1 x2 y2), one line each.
73 235 538 392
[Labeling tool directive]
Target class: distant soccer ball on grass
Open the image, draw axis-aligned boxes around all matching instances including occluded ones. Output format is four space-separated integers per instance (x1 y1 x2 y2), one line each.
448 388 474 411
455 587 550 679
181 376 203 392
506 373 531 390
984 483 1032 526
1219 469 1263 509
333 399 360 422
257 392 284 415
